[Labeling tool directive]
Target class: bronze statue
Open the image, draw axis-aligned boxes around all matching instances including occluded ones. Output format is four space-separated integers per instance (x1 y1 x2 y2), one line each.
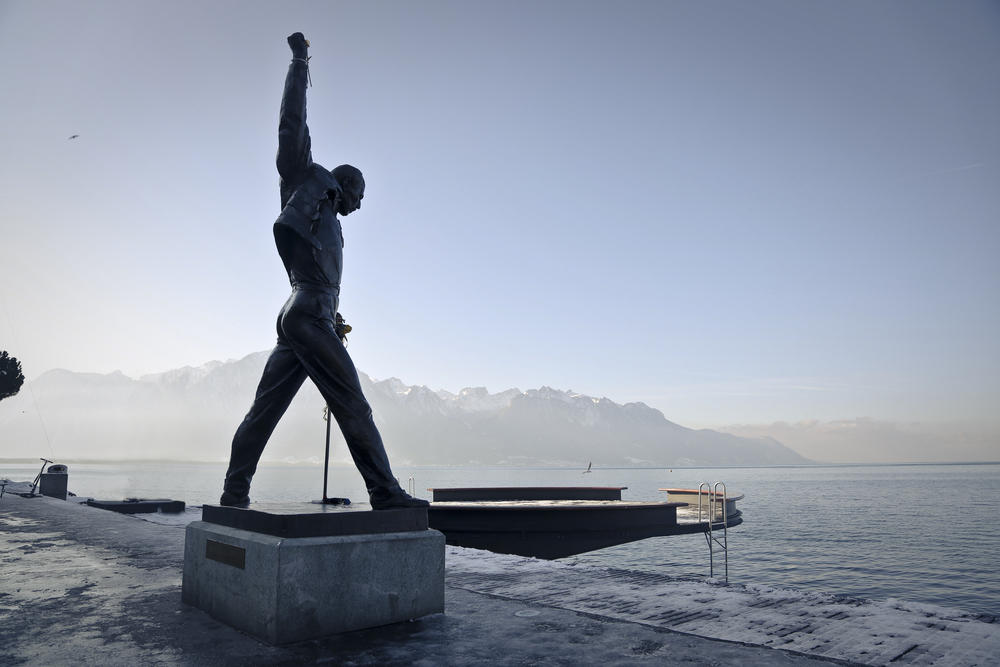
220 33 427 510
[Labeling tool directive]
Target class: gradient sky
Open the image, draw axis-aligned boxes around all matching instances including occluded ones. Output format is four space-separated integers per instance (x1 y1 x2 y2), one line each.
1 1 997 429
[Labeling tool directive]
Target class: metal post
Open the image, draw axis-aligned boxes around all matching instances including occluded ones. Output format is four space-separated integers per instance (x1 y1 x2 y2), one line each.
30 458 53 496
699 482 713 577
714 481 728 581
312 406 350 505
322 406 331 501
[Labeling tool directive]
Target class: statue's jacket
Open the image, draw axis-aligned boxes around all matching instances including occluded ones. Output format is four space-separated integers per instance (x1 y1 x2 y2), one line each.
272 58 344 292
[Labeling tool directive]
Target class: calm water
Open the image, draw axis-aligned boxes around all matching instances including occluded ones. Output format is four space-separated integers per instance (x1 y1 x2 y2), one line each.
3 461 998 617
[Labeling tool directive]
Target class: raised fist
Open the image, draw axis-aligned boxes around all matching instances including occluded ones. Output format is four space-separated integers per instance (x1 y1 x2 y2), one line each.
287 32 309 57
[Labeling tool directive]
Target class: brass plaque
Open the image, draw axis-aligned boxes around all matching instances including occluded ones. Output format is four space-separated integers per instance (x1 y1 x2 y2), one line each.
206 539 245 569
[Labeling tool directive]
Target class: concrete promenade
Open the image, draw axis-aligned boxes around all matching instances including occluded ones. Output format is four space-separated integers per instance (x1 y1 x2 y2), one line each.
0 494 846 666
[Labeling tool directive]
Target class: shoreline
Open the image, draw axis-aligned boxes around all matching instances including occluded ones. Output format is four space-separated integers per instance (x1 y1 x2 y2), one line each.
4 465 1000 620
4 459 1000 468
2 492 997 665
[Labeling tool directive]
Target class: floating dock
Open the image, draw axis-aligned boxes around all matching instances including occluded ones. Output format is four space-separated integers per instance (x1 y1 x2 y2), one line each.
427 486 742 559
86 498 186 514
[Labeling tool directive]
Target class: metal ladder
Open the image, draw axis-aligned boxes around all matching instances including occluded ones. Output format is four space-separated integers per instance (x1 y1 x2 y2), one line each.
698 481 729 581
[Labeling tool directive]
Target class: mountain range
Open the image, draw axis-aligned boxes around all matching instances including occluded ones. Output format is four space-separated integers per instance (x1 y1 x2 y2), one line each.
0 352 810 466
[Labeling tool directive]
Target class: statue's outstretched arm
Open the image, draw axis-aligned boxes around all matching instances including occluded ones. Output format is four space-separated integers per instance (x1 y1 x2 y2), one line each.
276 32 313 190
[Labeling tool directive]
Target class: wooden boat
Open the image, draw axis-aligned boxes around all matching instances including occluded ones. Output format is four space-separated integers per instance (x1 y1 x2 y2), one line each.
427 486 742 559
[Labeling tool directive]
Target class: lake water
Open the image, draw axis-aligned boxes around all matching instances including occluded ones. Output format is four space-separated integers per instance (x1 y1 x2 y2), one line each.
2 460 997 617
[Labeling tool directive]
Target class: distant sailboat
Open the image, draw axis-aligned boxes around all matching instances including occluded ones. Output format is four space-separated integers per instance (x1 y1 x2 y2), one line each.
582 461 592 474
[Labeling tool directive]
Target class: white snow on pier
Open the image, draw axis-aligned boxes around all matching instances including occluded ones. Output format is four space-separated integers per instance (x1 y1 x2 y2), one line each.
446 545 1000 666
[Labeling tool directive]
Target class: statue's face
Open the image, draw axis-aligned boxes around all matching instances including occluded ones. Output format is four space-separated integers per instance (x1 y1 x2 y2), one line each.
338 179 365 216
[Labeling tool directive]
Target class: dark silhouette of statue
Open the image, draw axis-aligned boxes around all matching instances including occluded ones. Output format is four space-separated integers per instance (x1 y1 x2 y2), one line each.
0 351 25 401
221 33 427 510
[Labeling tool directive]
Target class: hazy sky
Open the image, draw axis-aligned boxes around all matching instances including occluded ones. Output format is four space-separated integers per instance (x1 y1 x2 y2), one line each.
1 1 997 429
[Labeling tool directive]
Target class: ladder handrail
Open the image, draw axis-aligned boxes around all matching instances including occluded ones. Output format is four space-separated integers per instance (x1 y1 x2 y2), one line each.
697 481 729 582
714 481 728 581
698 482 713 577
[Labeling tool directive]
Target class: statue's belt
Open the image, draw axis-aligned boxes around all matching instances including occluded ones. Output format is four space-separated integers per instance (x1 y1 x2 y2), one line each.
291 281 340 294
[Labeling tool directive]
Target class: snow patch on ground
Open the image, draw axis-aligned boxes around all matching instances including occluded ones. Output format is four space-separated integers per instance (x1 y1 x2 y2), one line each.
0 480 35 495
446 545 1000 666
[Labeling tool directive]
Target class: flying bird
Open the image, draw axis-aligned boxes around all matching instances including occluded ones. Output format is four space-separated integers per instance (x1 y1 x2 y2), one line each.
68 134 79 140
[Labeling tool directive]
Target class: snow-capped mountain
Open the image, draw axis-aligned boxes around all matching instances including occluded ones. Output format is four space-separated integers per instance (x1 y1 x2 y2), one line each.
0 352 809 466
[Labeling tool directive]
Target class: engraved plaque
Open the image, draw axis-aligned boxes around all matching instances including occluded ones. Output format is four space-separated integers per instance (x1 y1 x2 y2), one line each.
206 539 246 569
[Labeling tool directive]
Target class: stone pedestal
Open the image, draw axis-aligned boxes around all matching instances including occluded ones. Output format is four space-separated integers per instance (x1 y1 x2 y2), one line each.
182 503 444 644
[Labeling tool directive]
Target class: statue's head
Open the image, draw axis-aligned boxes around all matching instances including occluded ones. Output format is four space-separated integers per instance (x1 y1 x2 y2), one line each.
332 164 365 216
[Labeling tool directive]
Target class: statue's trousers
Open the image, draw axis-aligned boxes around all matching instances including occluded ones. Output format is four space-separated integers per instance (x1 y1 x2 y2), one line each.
223 284 398 497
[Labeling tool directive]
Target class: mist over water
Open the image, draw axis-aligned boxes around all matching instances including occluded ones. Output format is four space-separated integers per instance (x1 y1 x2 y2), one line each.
0 360 811 466
3 461 997 617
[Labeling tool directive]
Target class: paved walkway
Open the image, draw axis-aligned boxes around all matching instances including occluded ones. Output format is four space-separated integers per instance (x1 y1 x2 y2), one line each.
0 493 877 665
